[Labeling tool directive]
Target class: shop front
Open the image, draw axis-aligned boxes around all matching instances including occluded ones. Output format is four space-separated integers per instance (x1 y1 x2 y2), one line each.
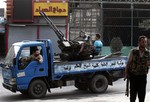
5 0 68 54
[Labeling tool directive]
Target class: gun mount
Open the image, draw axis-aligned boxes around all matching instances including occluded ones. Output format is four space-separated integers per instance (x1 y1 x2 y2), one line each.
40 12 94 61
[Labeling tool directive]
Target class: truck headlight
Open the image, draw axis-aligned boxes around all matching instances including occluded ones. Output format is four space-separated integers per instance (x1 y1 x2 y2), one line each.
9 78 16 85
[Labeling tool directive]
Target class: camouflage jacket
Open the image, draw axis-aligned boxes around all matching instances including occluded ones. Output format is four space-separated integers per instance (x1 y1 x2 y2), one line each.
129 48 149 75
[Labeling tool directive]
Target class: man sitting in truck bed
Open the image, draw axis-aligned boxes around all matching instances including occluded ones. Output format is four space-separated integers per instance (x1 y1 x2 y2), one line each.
77 33 96 59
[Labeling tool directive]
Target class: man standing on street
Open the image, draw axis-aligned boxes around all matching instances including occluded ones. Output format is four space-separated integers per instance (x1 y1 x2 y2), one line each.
125 35 150 102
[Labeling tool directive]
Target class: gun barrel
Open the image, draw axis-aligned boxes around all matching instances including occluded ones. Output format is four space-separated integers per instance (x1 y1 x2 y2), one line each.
125 78 129 97
39 12 66 41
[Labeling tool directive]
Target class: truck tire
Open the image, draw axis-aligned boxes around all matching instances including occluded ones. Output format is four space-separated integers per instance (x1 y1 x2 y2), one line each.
89 75 108 93
28 79 47 98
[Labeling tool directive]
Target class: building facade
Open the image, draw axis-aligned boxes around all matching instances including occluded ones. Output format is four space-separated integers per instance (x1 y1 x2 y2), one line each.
4 0 68 55
69 0 150 47
2 0 150 56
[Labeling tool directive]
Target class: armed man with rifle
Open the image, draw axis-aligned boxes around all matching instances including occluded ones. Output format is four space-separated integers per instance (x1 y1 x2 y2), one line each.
77 32 93 55
125 35 150 102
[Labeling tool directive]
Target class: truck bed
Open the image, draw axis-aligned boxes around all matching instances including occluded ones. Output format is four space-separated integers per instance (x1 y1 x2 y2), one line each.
53 56 127 78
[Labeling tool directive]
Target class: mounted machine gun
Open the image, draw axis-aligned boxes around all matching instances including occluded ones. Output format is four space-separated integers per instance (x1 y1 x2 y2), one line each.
39 12 94 61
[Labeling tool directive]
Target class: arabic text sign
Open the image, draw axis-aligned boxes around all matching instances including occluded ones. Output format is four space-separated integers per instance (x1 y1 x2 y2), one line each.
34 2 68 16
54 58 127 74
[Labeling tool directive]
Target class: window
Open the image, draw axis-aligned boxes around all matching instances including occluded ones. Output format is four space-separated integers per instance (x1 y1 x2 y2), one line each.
18 46 42 70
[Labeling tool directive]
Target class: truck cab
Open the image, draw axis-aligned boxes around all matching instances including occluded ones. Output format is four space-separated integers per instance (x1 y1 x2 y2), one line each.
2 39 53 97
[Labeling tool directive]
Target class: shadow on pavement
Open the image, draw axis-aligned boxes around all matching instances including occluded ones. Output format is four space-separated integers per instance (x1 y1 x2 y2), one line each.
0 88 119 102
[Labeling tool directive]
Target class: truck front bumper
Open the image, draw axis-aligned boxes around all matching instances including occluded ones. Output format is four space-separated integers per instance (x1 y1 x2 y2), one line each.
2 83 16 92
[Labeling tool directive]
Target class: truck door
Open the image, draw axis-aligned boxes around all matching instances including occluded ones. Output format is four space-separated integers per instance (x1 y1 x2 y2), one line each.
16 46 47 89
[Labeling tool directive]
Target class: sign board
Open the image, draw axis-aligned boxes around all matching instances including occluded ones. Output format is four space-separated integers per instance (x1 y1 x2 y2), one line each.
34 2 68 16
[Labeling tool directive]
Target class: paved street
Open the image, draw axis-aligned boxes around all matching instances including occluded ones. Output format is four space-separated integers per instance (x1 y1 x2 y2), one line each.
0 67 150 102
0 58 150 102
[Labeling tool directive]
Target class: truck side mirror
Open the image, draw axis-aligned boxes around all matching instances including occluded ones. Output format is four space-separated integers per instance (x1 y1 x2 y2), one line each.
13 58 16 65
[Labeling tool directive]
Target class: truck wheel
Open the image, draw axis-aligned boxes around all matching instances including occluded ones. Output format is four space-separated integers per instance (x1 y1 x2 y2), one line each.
89 75 108 93
28 79 47 98
75 80 88 90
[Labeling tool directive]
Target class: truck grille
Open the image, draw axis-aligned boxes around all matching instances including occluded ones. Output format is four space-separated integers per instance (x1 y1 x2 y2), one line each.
4 79 9 84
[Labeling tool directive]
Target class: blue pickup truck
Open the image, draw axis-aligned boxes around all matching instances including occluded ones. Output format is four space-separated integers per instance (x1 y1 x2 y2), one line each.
1 39 127 98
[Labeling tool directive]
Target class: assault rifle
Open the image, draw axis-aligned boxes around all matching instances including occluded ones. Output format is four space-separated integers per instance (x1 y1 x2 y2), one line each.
125 78 129 97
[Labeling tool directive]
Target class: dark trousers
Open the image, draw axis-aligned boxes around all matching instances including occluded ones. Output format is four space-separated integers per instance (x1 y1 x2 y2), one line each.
130 74 147 102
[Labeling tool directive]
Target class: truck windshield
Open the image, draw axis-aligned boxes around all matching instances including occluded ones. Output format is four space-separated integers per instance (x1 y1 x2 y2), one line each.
5 45 20 65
